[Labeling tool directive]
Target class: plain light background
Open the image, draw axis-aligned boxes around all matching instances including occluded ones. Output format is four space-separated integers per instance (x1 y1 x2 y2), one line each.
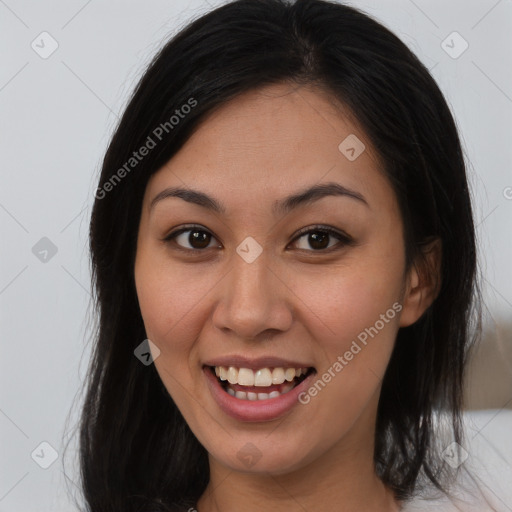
1 0 511 510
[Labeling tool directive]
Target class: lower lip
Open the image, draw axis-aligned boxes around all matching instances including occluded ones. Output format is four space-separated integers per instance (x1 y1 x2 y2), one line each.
203 367 315 422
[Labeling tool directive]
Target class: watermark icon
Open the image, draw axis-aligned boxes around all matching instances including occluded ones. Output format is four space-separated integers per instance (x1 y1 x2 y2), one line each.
441 31 469 60
134 339 161 365
31 31 59 59
338 134 365 161
31 441 59 469
298 302 403 404
95 97 198 200
236 442 262 468
236 236 263 263
442 441 469 469
32 237 58 263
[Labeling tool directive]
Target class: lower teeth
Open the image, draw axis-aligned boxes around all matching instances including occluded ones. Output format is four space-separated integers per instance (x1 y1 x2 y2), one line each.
225 382 296 401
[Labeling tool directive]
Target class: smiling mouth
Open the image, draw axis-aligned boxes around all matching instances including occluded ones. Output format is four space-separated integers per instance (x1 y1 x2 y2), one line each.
207 365 316 401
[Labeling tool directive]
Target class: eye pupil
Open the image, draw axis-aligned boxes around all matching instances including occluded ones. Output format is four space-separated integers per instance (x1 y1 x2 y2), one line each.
190 230 210 248
309 231 329 250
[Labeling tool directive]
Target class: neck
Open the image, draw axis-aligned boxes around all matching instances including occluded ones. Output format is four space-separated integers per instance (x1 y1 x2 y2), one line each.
196 414 400 512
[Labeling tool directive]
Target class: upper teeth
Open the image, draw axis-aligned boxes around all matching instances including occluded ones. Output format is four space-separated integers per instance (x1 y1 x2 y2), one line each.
214 366 309 386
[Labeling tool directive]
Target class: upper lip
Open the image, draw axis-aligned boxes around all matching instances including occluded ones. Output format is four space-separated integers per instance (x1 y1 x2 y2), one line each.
203 355 315 370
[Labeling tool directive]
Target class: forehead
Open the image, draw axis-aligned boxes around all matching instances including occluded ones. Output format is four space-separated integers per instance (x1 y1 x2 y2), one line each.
145 83 392 214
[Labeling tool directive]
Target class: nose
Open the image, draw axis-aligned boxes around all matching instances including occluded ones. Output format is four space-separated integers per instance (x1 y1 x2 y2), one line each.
212 247 293 341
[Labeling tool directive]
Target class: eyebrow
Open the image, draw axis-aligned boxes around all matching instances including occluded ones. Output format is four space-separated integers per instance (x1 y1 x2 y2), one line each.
149 181 368 215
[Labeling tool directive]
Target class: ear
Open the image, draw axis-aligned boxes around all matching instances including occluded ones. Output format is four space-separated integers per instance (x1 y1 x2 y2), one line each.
399 237 442 328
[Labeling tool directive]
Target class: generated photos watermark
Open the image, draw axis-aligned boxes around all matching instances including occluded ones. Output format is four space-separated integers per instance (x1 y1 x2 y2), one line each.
298 301 403 404
95 97 198 200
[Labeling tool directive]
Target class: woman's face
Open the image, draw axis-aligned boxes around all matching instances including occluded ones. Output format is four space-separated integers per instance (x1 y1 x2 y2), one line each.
135 83 420 475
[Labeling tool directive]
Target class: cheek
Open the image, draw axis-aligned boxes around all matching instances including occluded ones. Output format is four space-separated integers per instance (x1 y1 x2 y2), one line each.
291 251 404 419
134 251 210 383
134 257 214 420
294 258 404 354
135 247 208 340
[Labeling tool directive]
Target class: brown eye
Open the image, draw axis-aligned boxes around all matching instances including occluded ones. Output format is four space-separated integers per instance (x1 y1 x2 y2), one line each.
186 230 212 249
165 226 219 250
305 231 330 250
292 226 352 252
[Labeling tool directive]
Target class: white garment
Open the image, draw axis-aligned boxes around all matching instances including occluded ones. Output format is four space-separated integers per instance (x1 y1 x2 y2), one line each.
401 410 512 512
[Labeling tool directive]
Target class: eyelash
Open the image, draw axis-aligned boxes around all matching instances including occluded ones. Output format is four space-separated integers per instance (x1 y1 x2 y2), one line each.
162 224 353 254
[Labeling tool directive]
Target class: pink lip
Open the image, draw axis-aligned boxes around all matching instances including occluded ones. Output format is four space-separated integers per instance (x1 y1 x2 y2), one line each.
203 366 316 422
203 355 313 370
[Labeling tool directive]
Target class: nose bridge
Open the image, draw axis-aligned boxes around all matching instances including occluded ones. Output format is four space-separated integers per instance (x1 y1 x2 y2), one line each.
232 247 271 301
213 246 291 338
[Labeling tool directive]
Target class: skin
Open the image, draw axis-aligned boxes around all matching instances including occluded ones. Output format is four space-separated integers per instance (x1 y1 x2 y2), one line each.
134 82 441 512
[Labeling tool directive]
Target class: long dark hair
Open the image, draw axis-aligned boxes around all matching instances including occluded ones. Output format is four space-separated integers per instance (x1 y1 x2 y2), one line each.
75 0 480 509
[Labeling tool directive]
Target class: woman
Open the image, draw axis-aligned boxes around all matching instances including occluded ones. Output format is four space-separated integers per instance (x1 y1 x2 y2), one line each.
79 0 485 510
